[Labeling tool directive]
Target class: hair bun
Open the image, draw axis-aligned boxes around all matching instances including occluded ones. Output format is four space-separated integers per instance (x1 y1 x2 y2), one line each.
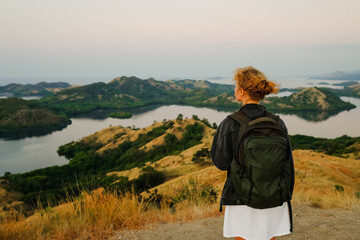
233 66 279 101
257 80 271 95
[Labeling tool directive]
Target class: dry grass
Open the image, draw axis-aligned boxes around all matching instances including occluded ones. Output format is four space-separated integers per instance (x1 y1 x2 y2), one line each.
0 182 219 240
1 149 359 239
291 150 360 210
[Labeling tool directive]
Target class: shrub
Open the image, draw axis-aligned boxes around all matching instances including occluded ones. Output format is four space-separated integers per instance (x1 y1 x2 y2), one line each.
192 148 211 165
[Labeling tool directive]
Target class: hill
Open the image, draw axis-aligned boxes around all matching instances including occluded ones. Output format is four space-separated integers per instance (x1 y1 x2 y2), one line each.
0 98 71 139
262 87 355 111
38 77 355 120
200 87 355 121
38 76 234 115
1 117 359 239
0 81 71 97
327 83 360 98
0 116 360 239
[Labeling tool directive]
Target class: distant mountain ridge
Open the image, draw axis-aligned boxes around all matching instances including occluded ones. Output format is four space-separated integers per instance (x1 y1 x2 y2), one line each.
312 71 360 80
0 81 71 97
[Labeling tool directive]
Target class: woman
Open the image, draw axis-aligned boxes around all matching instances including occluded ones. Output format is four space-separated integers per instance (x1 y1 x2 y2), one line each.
211 66 295 240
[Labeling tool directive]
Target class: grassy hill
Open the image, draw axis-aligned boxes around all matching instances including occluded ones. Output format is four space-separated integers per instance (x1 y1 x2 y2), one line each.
1 117 360 239
1 117 359 239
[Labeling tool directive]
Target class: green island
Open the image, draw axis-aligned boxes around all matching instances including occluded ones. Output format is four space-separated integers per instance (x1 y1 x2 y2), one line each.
0 97 71 139
38 76 355 117
109 111 132 119
326 83 360 98
38 77 235 116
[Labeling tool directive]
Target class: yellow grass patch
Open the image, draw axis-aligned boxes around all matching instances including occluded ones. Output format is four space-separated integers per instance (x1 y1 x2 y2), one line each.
147 166 226 197
292 150 360 209
82 126 131 145
96 122 167 154
0 185 219 240
0 182 24 219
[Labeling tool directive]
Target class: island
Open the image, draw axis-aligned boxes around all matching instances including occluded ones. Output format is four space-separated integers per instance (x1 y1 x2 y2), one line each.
0 81 71 97
326 83 360 98
0 97 71 139
109 111 132 119
38 76 355 119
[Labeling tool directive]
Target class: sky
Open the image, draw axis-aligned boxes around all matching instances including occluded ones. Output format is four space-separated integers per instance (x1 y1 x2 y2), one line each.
1 0 360 85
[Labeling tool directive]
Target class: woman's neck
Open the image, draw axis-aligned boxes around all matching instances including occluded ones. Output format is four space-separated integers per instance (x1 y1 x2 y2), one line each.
241 97 259 106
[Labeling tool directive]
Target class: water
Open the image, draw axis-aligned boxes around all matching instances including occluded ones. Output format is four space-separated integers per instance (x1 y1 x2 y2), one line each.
1 77 359 175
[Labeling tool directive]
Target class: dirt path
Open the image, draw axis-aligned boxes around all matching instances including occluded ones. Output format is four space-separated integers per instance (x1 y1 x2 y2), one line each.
113 204 360 240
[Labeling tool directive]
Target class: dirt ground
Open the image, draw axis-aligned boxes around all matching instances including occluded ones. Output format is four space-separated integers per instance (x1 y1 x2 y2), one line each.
112 203 360 240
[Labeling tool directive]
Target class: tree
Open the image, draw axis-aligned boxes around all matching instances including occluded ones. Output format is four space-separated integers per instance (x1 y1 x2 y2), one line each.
176 113 183 123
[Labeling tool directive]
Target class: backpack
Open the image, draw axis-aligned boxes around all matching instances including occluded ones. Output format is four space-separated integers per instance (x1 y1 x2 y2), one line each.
228 111 292 209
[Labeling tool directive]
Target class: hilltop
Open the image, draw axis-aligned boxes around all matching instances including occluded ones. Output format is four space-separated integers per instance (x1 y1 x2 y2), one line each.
0 81 71 97
262 87 355 111
113 202 360 240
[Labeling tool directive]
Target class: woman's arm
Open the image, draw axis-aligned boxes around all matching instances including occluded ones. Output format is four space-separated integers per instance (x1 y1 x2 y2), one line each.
211 118 236 171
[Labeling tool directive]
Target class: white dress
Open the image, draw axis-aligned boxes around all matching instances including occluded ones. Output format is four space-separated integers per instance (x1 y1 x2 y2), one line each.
223 202 291 240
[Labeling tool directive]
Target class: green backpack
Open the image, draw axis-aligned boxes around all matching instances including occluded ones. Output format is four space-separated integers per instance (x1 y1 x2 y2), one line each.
228 111 292 209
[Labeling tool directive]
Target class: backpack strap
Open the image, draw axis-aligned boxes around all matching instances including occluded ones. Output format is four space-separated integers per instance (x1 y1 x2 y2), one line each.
227 111 251 166
228 111 250 126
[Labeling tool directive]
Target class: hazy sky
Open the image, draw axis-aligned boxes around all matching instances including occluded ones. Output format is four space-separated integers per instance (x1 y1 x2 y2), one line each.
1 0 360 84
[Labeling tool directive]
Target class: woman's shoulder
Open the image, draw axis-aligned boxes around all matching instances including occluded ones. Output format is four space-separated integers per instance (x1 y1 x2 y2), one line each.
216 115 241 137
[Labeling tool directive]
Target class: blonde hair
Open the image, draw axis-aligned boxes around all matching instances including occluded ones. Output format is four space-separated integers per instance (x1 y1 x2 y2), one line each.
233 66 279 101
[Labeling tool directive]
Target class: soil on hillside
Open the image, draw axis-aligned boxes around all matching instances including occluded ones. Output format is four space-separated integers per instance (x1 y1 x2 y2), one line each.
112 203 360 240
